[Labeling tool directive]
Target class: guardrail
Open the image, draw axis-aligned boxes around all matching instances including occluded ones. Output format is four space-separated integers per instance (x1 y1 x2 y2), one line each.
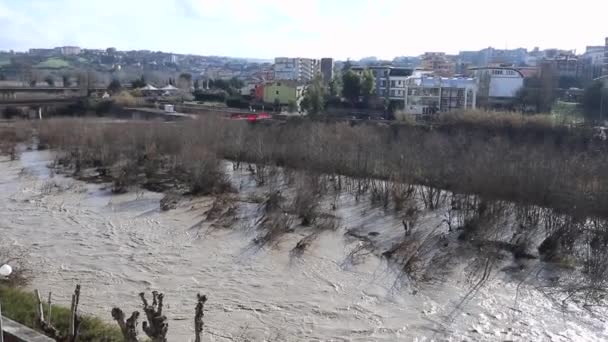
1 315 54 342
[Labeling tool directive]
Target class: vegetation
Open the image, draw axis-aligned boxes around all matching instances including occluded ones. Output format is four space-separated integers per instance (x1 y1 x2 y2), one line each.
301 76 325 115
0 286 123 341
107 79 122 94
36 58 71 69
44 75 55 86
582 80 607 123
131 75 146 89
341 70 361 104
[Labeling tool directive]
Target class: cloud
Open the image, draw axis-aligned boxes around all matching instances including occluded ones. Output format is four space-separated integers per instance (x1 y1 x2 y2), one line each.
0 0 606 59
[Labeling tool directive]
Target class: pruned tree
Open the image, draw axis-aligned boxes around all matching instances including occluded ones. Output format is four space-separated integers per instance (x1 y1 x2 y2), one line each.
112 292 208 342
34 285 82 342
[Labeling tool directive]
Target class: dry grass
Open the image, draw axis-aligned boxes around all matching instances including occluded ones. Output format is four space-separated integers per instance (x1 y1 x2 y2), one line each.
438 110 557 129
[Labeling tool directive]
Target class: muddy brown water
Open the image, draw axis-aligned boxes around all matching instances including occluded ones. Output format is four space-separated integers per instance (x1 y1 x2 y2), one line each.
0 150 605 341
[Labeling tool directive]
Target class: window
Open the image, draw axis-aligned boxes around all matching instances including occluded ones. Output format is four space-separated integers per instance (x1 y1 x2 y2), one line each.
398 80 402 86
276 90 279 95
391 80 396 87
381 80 386 87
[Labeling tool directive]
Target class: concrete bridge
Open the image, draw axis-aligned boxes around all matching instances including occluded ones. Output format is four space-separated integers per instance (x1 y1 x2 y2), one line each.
0 86 104 118
0 86 105 102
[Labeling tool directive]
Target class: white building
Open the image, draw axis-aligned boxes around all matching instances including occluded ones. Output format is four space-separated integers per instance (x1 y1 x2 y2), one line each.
274 57 320 83
59 46 81 55
403 76 477 115
470 67 524 107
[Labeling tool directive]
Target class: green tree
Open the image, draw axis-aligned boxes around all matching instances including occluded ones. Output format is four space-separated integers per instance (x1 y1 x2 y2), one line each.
44 75 55 86
328 75 342 98
229 77 244 89
131 75 146 89
178 73 192 89
342 70 361 104
342 59 353 72
108 79 122 94
273 98 281 112
582 80 606 122
302 76 325 116
514 77 543 113
360 69 375 102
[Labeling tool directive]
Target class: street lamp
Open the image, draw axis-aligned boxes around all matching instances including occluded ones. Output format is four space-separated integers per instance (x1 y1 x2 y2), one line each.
0 264 12 277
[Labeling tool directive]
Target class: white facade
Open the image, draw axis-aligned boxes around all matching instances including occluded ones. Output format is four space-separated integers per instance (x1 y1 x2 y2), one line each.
403 76 477 115
274 57 320 83
59 46 81 55
471 67 524 99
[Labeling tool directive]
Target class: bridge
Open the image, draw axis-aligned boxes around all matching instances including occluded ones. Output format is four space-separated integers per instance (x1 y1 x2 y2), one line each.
0 86 106 101
0 86 104 117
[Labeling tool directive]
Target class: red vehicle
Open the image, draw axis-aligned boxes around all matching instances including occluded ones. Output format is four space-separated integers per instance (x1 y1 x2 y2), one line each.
247 112 271 122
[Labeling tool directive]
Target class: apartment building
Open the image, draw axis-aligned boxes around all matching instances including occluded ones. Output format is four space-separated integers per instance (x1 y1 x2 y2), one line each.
274 57 320 83
403 75 477 115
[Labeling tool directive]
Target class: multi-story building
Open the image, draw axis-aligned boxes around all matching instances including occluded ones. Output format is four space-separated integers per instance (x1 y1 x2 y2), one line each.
403 75 477 115
544 54 580 79
59 46 81 56
604 37 608 76
420 52 455 76
470 66 524 108
274 57 320 83
320 58 334 83
28 48 56 57
351 66 413 102
263 80 306 106
386 68 414 101
581 46 605 81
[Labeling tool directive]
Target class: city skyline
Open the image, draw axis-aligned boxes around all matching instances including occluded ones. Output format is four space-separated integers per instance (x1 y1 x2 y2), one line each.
0 0 607 60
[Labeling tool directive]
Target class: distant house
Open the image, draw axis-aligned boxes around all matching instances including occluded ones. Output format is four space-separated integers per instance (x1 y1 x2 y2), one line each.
263 81 306 106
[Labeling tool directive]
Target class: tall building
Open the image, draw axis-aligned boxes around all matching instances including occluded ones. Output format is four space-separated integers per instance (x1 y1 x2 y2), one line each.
274 57 320 83
581 46 605 81
604 37 608 76
320 58 334 83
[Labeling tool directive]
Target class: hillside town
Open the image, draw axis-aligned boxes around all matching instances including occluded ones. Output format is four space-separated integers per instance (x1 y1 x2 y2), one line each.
1 37 607 120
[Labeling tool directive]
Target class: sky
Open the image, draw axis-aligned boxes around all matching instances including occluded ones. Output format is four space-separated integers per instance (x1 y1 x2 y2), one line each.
0 0 607 60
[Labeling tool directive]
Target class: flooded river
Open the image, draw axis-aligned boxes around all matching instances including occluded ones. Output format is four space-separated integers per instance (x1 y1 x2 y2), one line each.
0 150 606 341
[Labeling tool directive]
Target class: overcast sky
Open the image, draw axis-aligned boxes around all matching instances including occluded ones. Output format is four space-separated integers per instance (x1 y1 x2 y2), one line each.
0 0 606 60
